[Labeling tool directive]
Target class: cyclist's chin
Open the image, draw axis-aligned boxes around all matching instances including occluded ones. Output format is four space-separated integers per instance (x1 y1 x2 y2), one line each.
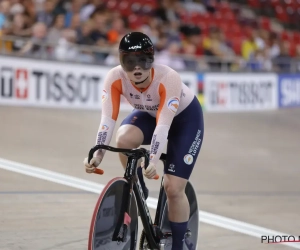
127 70 150 83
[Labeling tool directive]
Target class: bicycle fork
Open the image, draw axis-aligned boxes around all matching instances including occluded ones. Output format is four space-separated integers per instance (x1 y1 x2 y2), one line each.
112 179 133 243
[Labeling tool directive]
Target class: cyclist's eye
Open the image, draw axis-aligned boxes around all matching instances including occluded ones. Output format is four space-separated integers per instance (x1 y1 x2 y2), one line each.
139 58 147 63
125 59 135 65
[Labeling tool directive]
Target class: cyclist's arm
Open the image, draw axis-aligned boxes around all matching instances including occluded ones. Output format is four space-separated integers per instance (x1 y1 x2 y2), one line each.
149 70 182 165
94 69 122 157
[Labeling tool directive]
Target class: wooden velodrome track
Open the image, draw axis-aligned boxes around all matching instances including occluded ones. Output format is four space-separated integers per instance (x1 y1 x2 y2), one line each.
0 106 300 250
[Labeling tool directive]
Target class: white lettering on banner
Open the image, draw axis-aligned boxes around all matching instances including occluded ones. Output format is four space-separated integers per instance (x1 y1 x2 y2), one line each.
0 58 107 109
0 57 198 110
209 81 229 106
204 73 278 111
1 67 13 97
32 71 100 102
230 81 273 105
280 79 300 106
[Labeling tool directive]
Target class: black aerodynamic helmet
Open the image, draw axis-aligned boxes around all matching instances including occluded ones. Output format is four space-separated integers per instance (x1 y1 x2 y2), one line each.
119 32 154 72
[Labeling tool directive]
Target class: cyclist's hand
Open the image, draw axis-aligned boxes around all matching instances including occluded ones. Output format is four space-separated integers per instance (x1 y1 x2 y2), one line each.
83 156 102 174
142 161 157 179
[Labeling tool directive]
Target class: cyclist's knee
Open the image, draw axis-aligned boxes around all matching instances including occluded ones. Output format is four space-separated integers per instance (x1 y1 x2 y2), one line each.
116 124 143 148
164 175 187 200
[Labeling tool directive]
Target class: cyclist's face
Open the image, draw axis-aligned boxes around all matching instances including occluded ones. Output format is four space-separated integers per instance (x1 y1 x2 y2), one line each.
120 53 152 83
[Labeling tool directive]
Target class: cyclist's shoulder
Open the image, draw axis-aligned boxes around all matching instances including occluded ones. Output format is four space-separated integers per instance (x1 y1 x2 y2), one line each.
154 64 180 76
105 65 127 84
153 64 182 85
106 65 123 77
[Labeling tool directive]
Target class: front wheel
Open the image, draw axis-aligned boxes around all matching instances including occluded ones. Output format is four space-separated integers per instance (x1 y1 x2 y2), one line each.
88 177 138 250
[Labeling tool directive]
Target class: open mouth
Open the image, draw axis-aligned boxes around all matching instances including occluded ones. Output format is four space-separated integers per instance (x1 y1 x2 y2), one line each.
134 72 142 76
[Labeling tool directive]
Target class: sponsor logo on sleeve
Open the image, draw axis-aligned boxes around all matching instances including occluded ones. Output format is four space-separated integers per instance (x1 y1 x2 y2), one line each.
101 125 109 131
102 89 108 103
167 97 179 113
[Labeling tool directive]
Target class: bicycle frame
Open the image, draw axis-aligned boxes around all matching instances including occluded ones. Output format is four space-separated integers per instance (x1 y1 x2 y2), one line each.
88 145 167 249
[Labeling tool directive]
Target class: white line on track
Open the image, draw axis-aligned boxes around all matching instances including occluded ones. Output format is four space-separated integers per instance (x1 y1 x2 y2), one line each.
0 157 299 249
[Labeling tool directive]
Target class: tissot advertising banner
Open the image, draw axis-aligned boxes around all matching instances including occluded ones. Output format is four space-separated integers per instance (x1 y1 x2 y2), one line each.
204 73 278 112
0 57 198 110
278 74 300 108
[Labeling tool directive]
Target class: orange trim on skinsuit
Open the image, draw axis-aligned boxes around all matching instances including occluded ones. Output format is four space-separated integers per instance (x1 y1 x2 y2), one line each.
111 79 122 120
130 68 155 93
157 83 166 124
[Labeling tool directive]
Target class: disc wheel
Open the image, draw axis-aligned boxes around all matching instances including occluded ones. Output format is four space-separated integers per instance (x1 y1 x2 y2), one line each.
88 177 138 250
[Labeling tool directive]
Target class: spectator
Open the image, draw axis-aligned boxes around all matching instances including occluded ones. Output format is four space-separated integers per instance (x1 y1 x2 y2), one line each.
9 3 25 16
107 17 128 45
202 26 235 70
241 29 258 60
266 31 280 60
166 20 181 44
255 28 268 51
65 0 83 27
47 14 66 43
70 13 81 37
8 13 31 37
246 50 265 71
155 33 169 52
19 22 49 58
154 42 186 70
139 17 161 46
54 28 79 61
8 13 32 51
2 0 299 73
155 0 181 24
22 0 37 26
273 41 292 72
90 11 108 46
181 43 199 70
245 47 272 72
0 0 12 33
181 25 203 56
104 44 119 66
52 0 68 16
80 0 105 22
36 0 56 27
77 20 95 45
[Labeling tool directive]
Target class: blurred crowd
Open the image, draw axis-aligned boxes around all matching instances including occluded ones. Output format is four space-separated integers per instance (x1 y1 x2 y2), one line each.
239 28 298 72
0 0 298 72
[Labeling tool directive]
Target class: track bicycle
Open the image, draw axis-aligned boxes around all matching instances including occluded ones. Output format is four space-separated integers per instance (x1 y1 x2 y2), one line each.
87 144 199 250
